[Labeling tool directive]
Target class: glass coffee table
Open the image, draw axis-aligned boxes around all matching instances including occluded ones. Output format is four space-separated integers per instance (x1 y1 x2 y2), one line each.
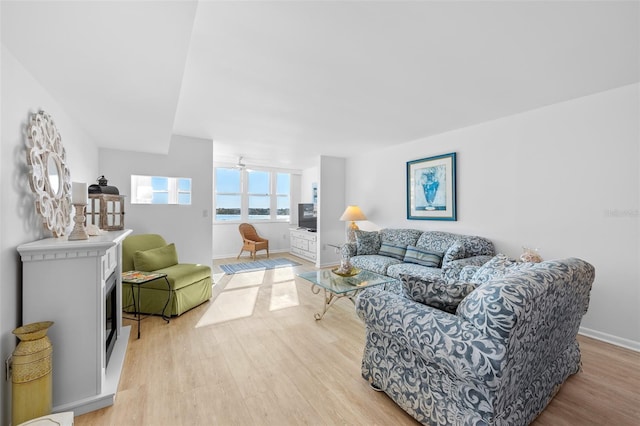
297 268 399 320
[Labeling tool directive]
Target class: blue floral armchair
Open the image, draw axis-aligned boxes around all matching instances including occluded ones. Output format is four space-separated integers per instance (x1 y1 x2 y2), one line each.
355 257 594 425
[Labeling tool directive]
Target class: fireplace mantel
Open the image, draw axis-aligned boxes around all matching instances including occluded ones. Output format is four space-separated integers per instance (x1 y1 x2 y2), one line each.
17 229 132 415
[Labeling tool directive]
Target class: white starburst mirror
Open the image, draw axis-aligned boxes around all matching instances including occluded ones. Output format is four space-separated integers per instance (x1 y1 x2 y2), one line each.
26 111 72 237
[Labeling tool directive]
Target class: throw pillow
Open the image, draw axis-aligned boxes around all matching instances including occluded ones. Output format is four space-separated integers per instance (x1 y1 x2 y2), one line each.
442 242 466 266
403 245 443 267
401 274 477 313
469 253 531 284
133 243 179 271
355 230 381 255
378 242 407 260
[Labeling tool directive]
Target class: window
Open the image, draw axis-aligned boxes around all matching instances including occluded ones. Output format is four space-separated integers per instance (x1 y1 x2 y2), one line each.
248 170 270 220
177 178 192 205
215 167 290 222
151 176 169 204
215 168 241 220
131 175 192 205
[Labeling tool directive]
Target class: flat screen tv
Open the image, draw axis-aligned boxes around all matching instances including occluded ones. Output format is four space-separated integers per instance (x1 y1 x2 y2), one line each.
298 203 317 231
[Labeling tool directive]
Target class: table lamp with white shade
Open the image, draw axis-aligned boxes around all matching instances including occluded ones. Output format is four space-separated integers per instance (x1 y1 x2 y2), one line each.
340 205 367 243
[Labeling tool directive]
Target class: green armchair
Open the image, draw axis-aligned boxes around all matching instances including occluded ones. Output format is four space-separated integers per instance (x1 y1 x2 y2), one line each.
122 234 212 316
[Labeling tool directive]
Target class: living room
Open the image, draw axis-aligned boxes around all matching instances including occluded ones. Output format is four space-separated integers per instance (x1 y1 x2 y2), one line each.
1 1 639 425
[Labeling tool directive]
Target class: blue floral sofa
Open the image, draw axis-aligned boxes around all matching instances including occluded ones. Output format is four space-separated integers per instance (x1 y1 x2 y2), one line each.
342 228 495 281
355 255 595 425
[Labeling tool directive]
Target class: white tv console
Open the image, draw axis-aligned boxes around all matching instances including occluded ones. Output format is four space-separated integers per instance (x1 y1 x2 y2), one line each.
289 228 317 262
17 229 132 415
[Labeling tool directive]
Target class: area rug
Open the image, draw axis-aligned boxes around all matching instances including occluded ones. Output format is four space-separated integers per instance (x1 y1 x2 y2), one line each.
219 258 301 275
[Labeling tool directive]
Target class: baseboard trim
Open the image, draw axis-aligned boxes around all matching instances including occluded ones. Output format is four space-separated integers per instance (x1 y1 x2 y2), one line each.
579 327 640 352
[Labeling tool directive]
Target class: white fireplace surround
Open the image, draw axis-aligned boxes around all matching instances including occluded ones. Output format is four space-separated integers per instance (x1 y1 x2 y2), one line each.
17 229 132 415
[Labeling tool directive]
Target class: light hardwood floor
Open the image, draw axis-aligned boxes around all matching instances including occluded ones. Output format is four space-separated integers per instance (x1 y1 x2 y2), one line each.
76 254 640 425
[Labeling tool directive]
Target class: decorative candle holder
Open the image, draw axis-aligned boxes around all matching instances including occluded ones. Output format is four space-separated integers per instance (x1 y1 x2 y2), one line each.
68 204 89 240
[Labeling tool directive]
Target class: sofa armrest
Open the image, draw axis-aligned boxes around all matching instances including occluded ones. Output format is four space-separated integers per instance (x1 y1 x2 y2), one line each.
400 274 477 313
356 287 506 388
441 255 494 280
341 242 357 257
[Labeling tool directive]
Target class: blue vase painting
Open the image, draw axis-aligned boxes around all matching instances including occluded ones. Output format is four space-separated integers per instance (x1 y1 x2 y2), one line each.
407 152 456 221
418 165 446 210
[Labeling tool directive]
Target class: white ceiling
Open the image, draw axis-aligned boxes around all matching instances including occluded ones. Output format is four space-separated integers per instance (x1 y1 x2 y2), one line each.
3 1 639 169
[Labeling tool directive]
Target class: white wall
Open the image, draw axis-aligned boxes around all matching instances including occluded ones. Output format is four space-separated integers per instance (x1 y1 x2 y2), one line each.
347 84 640 349
1 46 101 425
301 165 318 204
318 156 345 267
99 135 213 267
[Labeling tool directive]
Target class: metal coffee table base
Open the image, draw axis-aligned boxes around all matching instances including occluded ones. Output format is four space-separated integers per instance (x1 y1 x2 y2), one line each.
298 269 399 321
310 284 360 320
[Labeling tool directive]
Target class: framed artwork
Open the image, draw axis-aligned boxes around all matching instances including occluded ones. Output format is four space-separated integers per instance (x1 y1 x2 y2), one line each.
407 152 457 221
312 182 318 205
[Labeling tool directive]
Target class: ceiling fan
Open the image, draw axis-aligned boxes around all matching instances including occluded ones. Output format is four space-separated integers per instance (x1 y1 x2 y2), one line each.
235 156 246 170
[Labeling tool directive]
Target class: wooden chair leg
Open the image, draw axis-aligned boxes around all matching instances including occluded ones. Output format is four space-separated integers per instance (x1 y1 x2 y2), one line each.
237 248 244 259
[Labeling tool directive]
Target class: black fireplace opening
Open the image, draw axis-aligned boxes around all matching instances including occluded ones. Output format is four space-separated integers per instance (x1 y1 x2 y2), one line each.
105 271 117 367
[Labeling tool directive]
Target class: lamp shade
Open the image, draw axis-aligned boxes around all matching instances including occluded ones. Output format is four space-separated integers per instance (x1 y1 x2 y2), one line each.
340 205 367 222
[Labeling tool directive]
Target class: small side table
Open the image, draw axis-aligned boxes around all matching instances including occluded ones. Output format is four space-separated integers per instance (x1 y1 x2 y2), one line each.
122 271 171 338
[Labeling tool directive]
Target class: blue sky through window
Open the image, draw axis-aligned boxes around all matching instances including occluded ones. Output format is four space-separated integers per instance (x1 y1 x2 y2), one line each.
131 175 192 205
248 170 269 194
276 173 290 194
215 168 241 193
178 178 191 191
215 169 241 208
151 177 168 191
215 167 290 220
153 192 169 204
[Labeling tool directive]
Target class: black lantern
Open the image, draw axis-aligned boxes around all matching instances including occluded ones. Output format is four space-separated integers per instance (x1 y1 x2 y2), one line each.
89 175 119 195
86 176 125 230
